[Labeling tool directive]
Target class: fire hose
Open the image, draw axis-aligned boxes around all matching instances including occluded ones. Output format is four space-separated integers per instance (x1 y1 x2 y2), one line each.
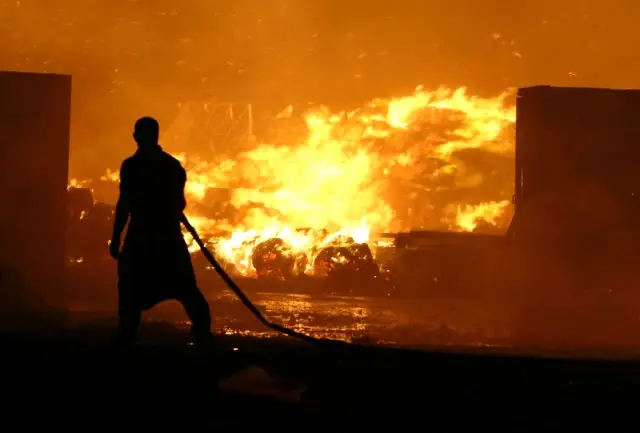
180 214 346 348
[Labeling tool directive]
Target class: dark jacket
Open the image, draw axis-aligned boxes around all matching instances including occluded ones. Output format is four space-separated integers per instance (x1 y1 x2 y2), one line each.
117 145 196 307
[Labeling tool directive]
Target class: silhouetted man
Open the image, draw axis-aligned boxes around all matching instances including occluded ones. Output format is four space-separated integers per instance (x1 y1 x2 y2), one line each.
109 116 213 347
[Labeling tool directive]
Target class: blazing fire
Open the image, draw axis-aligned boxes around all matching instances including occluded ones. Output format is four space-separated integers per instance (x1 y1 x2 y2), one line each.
68 85 516 277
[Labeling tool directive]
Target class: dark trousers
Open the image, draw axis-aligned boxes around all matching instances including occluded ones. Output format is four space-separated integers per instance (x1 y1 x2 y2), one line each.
117 283 213 345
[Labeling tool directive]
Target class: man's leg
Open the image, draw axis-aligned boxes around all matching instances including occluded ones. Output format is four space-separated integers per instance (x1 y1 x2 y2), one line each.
177 287 214 345
116 284 142 347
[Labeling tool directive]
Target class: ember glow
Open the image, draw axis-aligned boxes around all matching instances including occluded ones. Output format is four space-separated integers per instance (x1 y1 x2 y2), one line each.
69 85 515 277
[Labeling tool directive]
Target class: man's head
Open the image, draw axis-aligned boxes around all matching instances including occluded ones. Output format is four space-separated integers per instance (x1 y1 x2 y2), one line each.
133 116 160 148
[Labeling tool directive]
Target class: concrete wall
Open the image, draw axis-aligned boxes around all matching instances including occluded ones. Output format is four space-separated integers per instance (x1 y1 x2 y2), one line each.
0 71 71 305
513 85 640 292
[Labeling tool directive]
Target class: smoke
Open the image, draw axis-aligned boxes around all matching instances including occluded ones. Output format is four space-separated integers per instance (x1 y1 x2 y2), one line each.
1 0 640 179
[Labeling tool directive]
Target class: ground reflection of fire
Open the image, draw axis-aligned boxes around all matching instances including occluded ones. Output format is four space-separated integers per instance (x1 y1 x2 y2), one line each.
68 85 515 278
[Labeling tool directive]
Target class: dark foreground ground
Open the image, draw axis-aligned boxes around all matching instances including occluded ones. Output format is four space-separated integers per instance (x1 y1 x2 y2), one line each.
1 323 639 430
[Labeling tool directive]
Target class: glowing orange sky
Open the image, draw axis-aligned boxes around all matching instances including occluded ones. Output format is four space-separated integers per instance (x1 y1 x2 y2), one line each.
1 0 638 178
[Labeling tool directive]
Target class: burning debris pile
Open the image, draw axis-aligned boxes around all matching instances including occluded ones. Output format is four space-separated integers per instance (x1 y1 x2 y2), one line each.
68 85 515 280
67 186 113 264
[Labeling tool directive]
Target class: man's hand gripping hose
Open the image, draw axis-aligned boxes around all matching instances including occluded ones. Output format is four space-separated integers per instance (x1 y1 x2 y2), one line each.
180 214 347 348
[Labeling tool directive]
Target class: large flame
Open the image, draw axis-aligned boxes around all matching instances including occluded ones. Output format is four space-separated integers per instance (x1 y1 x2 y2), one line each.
69 85 516 277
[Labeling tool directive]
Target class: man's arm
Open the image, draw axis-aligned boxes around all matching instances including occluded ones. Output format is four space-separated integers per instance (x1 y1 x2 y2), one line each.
178 166 187 213
111 161 131 241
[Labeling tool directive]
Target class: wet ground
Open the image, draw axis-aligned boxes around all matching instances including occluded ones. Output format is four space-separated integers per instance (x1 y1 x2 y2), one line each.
62 260 640 359
65 262 515 348
62 272 640 361
150 290 512 346
4 266 640 427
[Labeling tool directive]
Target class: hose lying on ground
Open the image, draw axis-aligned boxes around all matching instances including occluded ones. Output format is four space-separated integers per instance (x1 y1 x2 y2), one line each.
181 214 347 348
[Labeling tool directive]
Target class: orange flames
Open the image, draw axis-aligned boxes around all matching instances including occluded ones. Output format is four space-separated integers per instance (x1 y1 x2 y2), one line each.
69 85 516 277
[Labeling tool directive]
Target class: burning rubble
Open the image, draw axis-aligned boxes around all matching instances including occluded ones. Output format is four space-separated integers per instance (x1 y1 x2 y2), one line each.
67 85 515 280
